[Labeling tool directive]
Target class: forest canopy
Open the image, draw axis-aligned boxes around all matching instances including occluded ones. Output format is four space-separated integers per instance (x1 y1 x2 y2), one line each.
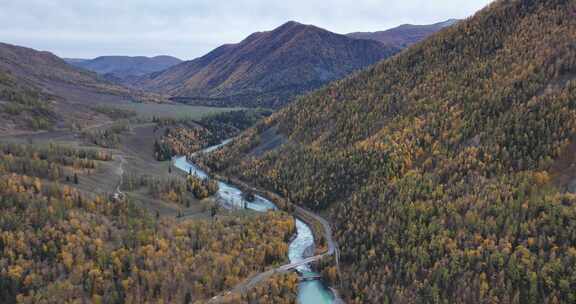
199 0 576 302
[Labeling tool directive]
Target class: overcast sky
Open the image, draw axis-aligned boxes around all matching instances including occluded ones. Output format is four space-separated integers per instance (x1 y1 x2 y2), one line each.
0 0 493 60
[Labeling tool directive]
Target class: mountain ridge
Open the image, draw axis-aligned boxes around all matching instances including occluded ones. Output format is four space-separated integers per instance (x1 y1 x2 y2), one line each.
135 21 401 108
0 42 163 134
347 18 460 48
67 55 182 81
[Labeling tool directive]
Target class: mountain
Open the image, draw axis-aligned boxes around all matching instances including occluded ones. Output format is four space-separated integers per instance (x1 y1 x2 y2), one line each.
63 58 88 65
0 69 58 133
0 42 129 95
200 0 576 302
136 21 400 108
347 19 459 48
67 55 182 82
0 42 160 134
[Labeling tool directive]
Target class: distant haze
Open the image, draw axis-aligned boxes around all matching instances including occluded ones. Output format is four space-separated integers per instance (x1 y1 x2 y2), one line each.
0 0 493 60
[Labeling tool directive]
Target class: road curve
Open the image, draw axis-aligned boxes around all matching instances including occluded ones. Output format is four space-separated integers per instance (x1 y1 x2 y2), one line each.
208 203 339 303
183 139 340 303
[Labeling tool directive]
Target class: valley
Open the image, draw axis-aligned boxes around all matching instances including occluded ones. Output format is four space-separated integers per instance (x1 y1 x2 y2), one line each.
0 104 343 302
0 110 301 303
2 0 576 303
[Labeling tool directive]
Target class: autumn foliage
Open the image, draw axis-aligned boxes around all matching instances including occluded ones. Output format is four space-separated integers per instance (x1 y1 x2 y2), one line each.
0 171 295 303
201 0 576 302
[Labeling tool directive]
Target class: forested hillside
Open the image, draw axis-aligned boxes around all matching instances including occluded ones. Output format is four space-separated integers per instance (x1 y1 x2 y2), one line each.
0 42 131 98
153 109 272 160
200 0 576 302
0 71 58 132
0 42 164 134
0 143 296 303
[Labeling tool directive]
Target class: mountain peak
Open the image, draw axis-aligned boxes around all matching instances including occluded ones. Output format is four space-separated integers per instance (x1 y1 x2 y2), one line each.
281 20 303 27
274 20 321 34
138 21 399 108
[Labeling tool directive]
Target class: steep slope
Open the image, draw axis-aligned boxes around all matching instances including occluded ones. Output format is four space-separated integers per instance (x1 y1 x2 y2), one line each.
348 19 459 48
67 55 182 82
0 42 130 97
0 42 162 134
201 0 576 302
137 21 400 108
0 70 58 133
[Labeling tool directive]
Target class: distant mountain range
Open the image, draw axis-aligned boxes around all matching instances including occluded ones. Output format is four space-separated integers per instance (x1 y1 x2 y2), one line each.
134 21 401 108
65 55 182 83
0 17 459 133
347 19 459 48
133 20 457 108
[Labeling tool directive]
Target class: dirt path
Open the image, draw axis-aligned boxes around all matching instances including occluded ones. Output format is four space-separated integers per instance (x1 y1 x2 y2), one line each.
114 154 126 198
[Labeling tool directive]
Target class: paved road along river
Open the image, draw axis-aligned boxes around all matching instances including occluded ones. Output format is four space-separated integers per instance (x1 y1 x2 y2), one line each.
173 141 335 303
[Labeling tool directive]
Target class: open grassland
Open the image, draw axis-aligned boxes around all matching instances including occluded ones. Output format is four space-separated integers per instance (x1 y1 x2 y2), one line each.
113 102 243 120
0 121 223 219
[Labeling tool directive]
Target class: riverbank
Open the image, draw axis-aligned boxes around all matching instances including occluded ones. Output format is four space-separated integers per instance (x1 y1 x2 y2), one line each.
192 160 330 251
187 155 343 302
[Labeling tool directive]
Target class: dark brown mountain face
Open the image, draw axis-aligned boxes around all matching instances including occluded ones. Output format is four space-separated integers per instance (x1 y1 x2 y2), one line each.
136 21 400 108
67 55 182 83
348 19 459 48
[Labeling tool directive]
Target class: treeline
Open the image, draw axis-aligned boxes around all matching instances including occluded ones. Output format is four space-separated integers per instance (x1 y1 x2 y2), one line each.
82 121 130 148
0 171 295 303
222 273 298 304
0 142 112 181
154 125 219 161
153 109 270 160
200 0 576 303
200 109 273 140
122 171 219 205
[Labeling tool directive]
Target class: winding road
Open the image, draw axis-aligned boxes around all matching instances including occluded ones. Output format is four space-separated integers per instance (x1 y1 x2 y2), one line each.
176 140 341 303
208 201 339 303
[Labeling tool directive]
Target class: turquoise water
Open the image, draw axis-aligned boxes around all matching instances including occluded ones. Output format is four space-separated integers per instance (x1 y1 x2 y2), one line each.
289 220 335 304
173 156 276 212
299 279 335 303
173 141 334 303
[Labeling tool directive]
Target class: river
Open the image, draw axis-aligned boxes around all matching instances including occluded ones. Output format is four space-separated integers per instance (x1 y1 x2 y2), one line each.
173 142 335 303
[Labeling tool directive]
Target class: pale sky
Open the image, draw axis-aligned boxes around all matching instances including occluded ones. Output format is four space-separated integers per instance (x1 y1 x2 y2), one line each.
0 0 493 60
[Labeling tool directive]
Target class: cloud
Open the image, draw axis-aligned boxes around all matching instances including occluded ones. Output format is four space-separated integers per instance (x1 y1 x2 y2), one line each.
0 0 493 59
